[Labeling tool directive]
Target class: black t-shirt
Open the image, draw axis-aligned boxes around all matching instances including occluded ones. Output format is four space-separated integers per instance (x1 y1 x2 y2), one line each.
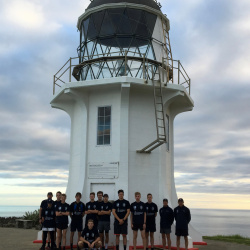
174 205 191 230
40 199 53 210
159 206 174 228
53 200 61 211
112 199 130 222
130 201 146 225
98 202 112 222
81 227 99 243
85 201 98 224
70 201 85 221
56 202 70 224
42 207 56 228
145 202 158 225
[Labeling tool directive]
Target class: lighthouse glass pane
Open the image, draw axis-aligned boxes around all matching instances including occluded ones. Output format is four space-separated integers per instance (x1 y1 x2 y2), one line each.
97 106 111 145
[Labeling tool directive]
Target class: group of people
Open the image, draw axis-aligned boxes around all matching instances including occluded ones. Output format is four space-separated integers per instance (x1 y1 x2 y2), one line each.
39 190 191 250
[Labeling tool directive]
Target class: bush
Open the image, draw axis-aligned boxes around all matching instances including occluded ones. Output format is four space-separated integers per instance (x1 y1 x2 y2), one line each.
22 209 40 227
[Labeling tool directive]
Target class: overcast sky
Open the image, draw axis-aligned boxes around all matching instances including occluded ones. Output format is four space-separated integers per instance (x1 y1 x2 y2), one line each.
0 0 249 210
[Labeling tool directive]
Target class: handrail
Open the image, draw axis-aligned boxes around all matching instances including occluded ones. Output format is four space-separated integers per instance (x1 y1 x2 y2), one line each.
53 51 191 95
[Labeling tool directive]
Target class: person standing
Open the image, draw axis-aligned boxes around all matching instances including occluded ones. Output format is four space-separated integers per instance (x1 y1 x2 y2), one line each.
85 192 98 228
70 192 85 250
40 199 56 250
98 194 112 250
145 193 158 250
39 192 53 249
130 192 146 250
56 193 70 250
174 198 191 250
112 189 130 250
159 199 174 250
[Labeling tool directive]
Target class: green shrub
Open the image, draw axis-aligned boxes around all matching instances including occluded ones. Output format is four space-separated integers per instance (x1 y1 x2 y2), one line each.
22 209 40 226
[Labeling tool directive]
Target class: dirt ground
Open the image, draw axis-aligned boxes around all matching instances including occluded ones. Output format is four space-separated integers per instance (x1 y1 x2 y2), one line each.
0 228 250 250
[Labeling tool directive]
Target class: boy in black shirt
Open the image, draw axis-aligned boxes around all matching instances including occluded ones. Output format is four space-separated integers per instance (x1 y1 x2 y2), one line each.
40 199 56 250
85 192 98 228
159 199 174 250
98 194 112 250
39 192 53 249
78 219 102 249
56 193 70 250
174 198 191 250
112 189 130 250
145 193 158 250
70 192 85 250
130 192 146 250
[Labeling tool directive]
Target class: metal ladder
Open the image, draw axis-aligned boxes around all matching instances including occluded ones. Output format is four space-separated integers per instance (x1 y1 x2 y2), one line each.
137 69 167 153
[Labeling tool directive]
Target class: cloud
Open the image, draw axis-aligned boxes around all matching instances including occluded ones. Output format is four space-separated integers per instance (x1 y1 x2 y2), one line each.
0 0 250 208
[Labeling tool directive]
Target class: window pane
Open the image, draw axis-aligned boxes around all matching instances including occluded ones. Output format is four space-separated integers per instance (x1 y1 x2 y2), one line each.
104 126 110 135
98 126 104 136
97 136 103 145
105 116 110 125
98 117 104 126
105 106 111 116
104 135 110 145
98 107 105 116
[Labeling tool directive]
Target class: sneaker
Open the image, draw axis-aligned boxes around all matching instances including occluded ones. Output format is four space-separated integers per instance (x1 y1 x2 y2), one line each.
40 246 45 250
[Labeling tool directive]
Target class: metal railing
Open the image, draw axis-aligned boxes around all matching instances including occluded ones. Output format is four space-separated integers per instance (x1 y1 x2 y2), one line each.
53 51 190 95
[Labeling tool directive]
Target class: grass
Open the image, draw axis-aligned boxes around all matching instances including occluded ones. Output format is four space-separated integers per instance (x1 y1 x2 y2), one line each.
203 235 250 246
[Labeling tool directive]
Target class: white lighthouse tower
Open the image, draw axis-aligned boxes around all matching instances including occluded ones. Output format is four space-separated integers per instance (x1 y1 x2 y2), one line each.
51 0 202 248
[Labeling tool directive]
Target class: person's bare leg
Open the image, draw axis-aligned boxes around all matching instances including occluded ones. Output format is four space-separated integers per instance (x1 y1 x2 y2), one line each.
105 232 109 249
184 236 188 250
116 235 120 246
47 232 51 246
162 234 166 249
122 234 127 248
145 232 149 248
166 234 171 250
70 231 74 245
100 232 104 248
141 230 146 250
56 229 62 248
78 231 81 243
150 232 154 249
133 230 138 250
62 229 67 247
176 236 181 250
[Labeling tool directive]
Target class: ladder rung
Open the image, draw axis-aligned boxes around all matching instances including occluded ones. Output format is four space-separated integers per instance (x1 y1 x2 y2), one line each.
156 95 162 97
156 103 163 104
157 118 164 120
158 126 165 128
156 110 163 112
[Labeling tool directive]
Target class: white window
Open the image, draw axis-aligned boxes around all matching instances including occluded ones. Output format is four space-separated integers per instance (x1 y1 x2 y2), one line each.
97 106 111 145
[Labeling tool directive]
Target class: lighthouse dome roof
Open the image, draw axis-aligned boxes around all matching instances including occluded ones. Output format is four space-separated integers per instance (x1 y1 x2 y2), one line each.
87 0 161 11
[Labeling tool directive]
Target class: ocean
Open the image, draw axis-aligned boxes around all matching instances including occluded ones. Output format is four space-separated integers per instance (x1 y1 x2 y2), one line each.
0 206 249 237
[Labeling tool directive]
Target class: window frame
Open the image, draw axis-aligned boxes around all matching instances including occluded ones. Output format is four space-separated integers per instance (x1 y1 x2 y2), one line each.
96 105 112 146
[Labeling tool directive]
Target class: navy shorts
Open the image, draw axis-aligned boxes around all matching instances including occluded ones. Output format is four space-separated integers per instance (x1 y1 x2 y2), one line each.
98 221 110 233
114 220 128 235
175 228 188 236
146 224 156 233
71 220 83 232
132 223 144 231
56 222 68 230
160 227 171 234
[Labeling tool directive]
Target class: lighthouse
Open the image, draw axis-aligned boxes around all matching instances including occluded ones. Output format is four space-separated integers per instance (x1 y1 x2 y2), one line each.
51 0 202 248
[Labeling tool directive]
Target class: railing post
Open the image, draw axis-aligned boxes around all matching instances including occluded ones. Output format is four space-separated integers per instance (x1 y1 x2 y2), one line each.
69 57 72 82
125 50 127 76
189 79 191 95
178 60 180 85
162 57 164 83
143 53 146 81
53 75 55 95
